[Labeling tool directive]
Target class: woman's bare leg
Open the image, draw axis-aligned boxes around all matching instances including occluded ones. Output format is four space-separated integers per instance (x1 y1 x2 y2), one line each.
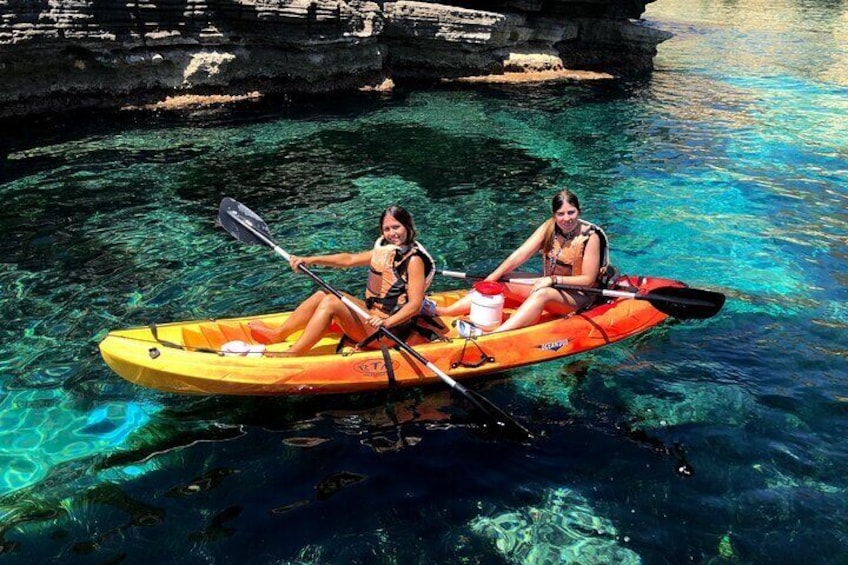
248 291 327 344
435 294 473 317
436 281 535 317
491 288 578 333
286 293 373 354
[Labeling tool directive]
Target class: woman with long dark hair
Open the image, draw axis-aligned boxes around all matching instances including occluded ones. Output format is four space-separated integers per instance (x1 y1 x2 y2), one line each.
248 205 435 355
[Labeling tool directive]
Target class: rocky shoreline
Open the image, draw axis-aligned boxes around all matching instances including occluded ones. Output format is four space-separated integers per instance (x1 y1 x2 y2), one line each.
0 0 672 120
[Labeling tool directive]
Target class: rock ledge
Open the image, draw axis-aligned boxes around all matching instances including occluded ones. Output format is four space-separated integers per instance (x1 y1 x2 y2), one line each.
0 0 672 118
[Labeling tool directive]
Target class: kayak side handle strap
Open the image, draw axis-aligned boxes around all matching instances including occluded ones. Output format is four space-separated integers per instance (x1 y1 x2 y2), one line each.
149 323 218 354
451 337 496 369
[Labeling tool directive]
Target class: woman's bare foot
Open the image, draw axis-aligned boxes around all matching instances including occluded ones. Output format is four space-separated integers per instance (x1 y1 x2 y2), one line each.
247 320 283 344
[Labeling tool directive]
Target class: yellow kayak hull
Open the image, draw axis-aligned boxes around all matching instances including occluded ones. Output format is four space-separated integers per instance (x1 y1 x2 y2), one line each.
99 276 680 396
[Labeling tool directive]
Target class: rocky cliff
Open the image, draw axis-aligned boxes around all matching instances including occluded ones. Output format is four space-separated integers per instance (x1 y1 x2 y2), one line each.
0 0 671 118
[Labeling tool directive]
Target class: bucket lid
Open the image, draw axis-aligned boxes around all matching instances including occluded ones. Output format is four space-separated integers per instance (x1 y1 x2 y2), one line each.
473 281 505 296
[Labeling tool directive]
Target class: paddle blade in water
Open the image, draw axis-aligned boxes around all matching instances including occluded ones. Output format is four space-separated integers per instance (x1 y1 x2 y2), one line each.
462 388 533 440
641 286 726 320
218 197 272 247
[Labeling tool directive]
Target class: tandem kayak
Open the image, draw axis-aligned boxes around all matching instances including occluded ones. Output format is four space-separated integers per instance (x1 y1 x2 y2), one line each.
99 274 691 396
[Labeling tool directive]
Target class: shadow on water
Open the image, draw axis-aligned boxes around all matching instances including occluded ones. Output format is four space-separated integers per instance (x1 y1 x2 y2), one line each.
529 357 697 477
0 89 424 182
167 121 557 211
0 378 530 559
0 351 715 563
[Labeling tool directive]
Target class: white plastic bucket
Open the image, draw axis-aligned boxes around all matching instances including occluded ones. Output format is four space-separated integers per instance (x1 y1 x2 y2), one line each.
469 281 505 330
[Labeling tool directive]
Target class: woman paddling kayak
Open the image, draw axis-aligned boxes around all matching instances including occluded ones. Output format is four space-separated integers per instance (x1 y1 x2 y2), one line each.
439 189 611 337
248 205 436 355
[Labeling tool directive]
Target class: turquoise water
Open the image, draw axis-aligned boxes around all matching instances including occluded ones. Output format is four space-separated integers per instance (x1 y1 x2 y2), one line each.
1 0 847 562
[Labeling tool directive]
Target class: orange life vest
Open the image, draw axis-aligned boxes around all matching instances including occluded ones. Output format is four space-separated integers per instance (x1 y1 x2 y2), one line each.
365 240 435 315
542 219 609 281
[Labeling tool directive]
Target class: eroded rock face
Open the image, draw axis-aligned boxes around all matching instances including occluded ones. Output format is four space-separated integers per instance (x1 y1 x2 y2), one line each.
0 0 672 118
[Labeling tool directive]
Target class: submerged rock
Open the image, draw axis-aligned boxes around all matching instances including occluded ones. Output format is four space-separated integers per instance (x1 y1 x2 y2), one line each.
470 486 641 564
0 0 671 119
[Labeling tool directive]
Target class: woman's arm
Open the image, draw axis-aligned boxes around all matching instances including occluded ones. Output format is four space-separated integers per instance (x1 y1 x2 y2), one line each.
485 222 548 282
289 250 373 271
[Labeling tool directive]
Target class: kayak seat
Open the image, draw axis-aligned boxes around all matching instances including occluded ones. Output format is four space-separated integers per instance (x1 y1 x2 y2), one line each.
181 324 228 351
218 321 251 343
182 327 211 350
199 323 228 350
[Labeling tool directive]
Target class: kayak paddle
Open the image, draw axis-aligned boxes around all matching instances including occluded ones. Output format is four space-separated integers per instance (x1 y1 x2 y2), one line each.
438 269 725 320
218 198 533 440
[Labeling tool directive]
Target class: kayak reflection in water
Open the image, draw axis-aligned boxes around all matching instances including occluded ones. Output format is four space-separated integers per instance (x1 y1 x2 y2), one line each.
248 205 436 355
440 189 611 337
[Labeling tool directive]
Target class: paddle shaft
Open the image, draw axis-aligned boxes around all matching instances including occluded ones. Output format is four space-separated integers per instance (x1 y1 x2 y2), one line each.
438 268 724 318
229 212 478 394
440 268 637 297
438 269 638 298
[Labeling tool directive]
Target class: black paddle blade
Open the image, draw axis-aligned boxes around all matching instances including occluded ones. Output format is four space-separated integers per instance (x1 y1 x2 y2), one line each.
641 286 726 320
464 388 534 440
217 197 272 247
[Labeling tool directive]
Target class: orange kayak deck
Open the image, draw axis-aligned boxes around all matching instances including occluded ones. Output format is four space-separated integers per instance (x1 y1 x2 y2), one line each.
99 275 681 396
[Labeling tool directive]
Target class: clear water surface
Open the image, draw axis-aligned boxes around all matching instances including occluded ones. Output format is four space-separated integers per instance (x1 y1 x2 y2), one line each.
1 0 846 562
